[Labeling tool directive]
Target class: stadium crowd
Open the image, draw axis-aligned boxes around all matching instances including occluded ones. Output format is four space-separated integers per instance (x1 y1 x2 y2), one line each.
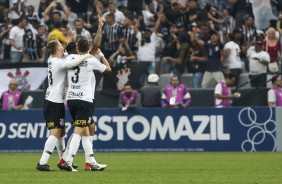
0 0 282 93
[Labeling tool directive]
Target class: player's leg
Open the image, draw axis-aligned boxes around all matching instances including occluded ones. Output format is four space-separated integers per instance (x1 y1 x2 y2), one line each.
36 101 65 171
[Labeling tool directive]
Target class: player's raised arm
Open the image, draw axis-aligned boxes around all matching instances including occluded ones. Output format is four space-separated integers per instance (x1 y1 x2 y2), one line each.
89 14 105 55
97 49 111 73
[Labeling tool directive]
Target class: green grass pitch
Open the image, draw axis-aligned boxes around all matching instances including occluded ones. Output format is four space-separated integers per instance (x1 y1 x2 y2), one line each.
1 152 282 184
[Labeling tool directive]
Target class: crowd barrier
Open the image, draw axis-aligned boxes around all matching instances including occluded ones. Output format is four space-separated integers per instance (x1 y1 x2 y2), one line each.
1 107 281 152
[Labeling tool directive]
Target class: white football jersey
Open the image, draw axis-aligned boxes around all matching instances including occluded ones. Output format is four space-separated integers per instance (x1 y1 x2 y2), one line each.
66 54 106 102
45 55 89 103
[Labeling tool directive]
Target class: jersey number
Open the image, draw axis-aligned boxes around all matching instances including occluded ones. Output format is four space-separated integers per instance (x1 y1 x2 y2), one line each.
71 66 80 83
48 71 53 85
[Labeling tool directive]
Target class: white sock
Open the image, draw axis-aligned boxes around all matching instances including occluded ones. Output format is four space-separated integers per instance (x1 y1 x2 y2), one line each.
39 135 58 165
84 136 95 163
82 136 97 165
56 137 65 159
63 134 73 161
66 133 81 164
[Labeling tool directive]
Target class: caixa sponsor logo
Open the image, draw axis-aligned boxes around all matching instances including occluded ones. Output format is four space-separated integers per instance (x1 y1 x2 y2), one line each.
92 115 230 141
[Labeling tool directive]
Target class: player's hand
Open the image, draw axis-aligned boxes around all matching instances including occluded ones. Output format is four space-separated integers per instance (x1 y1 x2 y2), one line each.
98 14 105 28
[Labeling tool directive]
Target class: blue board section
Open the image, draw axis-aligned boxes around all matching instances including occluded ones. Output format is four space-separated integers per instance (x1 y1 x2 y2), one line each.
0 107 276 152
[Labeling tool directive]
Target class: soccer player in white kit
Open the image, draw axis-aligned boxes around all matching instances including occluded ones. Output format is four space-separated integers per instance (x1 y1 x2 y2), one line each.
61 37 111 172
36 32 92 171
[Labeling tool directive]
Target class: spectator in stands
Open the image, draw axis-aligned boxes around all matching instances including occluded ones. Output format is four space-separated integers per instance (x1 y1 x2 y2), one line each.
26 5 41 28
214 73 239 108
247 40 270 88
43 0 69 32
268 75 282 107
7 0 26 25
142 1 157 28
0 79 24 110
103 1 125 24
118 82 141 110
0 23 13 61
9 17 27 63
122 13 138 52
102 13 124 58
47 21 68 47
187 0 208 25
140 73 161 107
162 29 189 76
135 13 162 84
66 0 89 21
222 8 235 42
127 0 146 17
36 25 48 63
223 29 243 85
228 0 253 28
201 31 225 88
187 40 207 88
74 18 92 43
161 75 191 108
263 27 281 73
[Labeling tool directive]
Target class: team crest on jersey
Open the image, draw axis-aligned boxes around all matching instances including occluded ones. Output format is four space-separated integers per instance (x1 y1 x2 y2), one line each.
60 118 65 126
116 66 131 90
7 68 30 90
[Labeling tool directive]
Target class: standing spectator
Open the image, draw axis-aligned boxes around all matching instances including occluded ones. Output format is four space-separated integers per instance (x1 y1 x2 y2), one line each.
142 1 157 28
122 13 137 52
0 79 23 110
9 17 27 63
187 0 208 25
263 28 281 73
135 13 162 83
127 0 145 17
268 75 282 107
47 22 68 47
187 41 207 88
103 1 125 24
201 31 225 88
102 13 124 58
223 30 243 83
161 75 191 108
140 74 161 107
36 25 48 63
214 73 239 108
26 5 41 28
43 0 69 32
0 24 13 61
247 40 270 87
73 18 92 43
162 30 189 76
119 82 141 110
66 0 89 21
228 0 253 28
8 0 26 25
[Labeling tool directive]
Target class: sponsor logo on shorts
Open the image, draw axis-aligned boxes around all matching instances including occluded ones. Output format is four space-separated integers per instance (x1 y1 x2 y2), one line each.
47 122 54 128
73 120 87 126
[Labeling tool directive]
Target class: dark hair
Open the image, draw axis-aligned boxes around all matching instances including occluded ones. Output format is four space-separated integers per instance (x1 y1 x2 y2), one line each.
77 37 89 53
66 42 77 54
225 73 238 81
106 13 115 20
272 75 280 84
